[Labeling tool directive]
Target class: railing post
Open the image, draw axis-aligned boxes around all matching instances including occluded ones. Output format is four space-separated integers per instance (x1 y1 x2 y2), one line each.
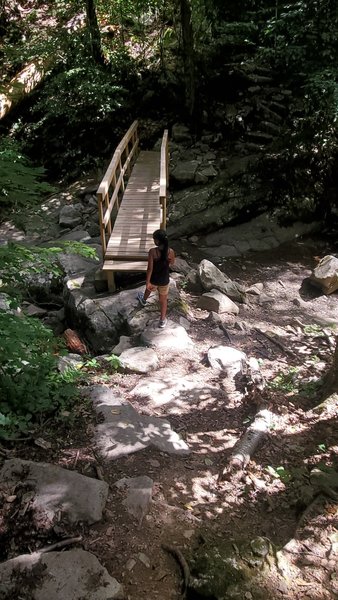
159 129 169 230
97 191 107 256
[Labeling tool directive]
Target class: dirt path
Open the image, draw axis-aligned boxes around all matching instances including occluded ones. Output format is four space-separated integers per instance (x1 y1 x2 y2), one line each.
1 233 338 600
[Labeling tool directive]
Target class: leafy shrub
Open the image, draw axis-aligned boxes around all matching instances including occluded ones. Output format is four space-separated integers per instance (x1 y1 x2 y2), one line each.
0 241 98 301
0 311 79 439
20 62 132 179
0 138 55 215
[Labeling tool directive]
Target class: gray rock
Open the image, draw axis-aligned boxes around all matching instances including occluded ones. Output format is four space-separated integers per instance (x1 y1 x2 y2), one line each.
207 345 247 377
196 289 239 314
170 256 192 275
21 302 48 317
0 459 108 524
89 385 190 458
59 204 83 228
115 475 154 522
172 160 199 185
119 347 159 373
130 376 223 414
58 230 91 242
58 353 84 373
185 269 204 293
112 335 133 355
140 320 194 350
310 255 338 294
0 549 124 600
197 260 245 302
198 259 231 290
171 123 193 144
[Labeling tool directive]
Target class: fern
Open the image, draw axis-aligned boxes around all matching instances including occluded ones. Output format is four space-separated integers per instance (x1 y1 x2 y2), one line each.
0 138 55 212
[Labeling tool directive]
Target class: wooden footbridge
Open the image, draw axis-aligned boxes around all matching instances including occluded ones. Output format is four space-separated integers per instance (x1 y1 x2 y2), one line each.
97 121 168 292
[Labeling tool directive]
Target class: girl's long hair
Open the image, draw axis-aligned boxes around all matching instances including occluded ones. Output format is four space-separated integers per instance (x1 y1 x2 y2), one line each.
153 229 169 262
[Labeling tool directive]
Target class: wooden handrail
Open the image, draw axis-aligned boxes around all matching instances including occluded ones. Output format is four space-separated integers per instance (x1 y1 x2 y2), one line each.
97 120 139 257
159 129 169 229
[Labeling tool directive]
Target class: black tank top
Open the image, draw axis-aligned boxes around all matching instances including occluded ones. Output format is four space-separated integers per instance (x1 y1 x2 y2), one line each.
150 251 170 286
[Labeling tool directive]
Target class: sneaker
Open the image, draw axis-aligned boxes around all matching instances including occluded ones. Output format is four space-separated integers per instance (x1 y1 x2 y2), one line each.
137 291 146 307
159 318 167 329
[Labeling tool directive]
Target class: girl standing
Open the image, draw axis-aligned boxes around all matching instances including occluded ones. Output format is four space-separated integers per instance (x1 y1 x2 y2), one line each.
137 229 175 328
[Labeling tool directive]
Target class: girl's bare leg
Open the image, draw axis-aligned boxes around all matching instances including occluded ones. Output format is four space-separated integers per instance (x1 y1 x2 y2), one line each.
159 294 168 320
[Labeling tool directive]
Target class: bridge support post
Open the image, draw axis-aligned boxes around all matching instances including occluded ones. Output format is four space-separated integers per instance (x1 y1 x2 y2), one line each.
106 271 116 293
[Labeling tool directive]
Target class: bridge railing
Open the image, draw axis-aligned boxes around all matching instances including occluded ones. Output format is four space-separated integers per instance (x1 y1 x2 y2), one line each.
97 120 139 257
160 129 169 229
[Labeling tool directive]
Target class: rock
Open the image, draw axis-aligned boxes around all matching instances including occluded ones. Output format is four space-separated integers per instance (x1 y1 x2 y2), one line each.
207 346 247 376
58 230 91 242
112 335 133 355
196 289 239 314
58 353 84 373
21 303 48 317
59 204 83 228
171 123 193 144
185 269 204 293
115 475 154 522
0 459 109 525
89 385 190 459
140 320 194 350
0 549 123 600
198 259 231 289
119 347 159 373
171 160 199 186
130 375 223 414
138 552 151 568
170 256 192 275
246 283 264 295
197 260 245 302
310 255 338 294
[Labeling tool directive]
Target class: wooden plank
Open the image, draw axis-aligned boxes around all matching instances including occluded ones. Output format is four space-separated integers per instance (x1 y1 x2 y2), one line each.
103 260 148 271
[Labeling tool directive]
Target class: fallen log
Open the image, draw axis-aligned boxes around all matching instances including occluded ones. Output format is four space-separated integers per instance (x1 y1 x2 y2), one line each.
63 328 88 355
1 13 86 120
220 409 273 479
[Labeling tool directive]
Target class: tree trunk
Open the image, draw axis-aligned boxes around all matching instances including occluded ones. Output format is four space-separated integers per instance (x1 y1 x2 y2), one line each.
323 337 338 393
180 0 196 120
0 11 86 121
0 59 51 120
86 0 105 65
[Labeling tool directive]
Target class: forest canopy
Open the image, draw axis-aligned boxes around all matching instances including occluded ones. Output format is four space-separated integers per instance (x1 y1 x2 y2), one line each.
0 0 337 223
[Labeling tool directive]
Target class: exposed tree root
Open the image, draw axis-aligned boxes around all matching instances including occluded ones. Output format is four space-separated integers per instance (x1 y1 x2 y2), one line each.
162 543 190 596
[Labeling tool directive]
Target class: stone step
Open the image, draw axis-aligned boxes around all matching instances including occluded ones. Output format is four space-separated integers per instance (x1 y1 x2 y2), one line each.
247 74 274 85
241 141 266 153
259 120 282 135
269 100 288 115
258 101 283 123
247 130 274 144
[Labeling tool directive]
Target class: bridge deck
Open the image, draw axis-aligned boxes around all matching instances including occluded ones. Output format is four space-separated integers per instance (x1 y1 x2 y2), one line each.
97 121 168 291
104 151 161 263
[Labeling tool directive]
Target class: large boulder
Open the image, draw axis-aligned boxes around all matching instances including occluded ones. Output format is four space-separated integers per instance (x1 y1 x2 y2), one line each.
197 259 245 303
310 255 338 294
0 550 124 600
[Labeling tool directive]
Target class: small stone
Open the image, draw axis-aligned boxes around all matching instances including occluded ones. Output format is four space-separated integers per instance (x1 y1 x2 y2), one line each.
126 558 136 571
183 530 195 539
138 552 151 568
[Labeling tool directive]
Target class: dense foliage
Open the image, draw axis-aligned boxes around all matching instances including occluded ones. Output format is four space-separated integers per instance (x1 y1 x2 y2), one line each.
0 138 55 214
0 310 79 439
0 241 98 438
0 0 337 216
